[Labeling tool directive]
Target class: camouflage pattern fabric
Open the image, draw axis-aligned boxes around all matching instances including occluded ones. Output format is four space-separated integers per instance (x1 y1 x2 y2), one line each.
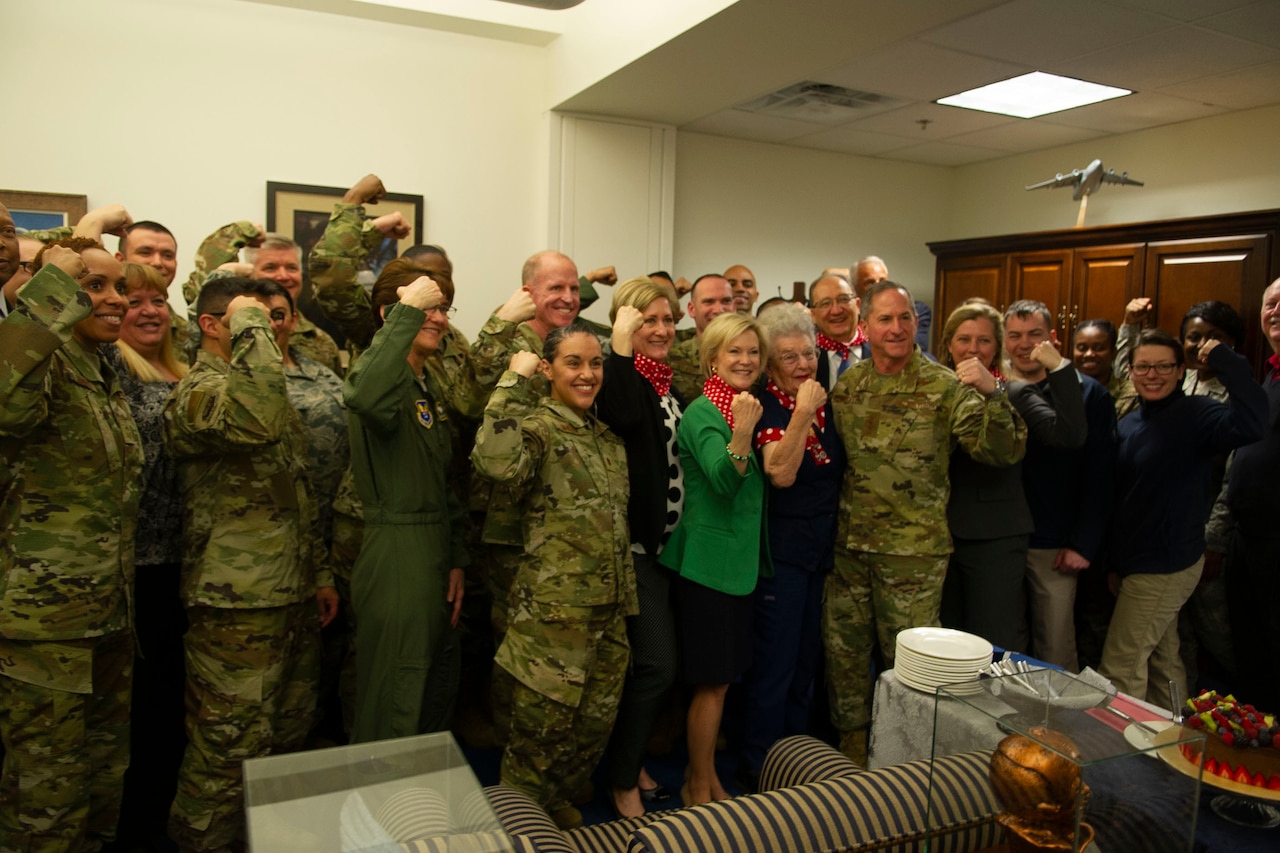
666 335 702 404
0 263 143 642
472 374 636 708
180 221 261 308
307 202 383 354
0 633 133 853
822 549 949 738
1108 372 1140 420
284 350 349 549
829 348 1026 557
164 305 333 609
501 612 628 812
290 313 343 377
168 602 320 851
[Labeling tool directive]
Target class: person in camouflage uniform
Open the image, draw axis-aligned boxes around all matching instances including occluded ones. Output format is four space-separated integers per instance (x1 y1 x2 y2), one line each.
471 322 635 830
0 235 143 852
666 274 736 403
826 282 1026 761
163 277 339 853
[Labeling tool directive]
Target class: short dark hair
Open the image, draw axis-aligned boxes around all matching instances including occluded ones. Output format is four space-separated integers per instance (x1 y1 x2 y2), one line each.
1129 328 1184 367
1181 300 1245 349
543 320 600 362
648 270 673 283
1004 299 1054 328
195 276 276 318
862 280 914 314
1074 318 1117 349
256 279 293 312
119 220 176 254
808 272 851 304
401 244 449 263
689 273 727 302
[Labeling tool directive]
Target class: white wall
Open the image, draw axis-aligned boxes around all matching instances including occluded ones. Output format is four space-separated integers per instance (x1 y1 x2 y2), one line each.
949 104 1280 239
4 0 550 339
672 133 956 311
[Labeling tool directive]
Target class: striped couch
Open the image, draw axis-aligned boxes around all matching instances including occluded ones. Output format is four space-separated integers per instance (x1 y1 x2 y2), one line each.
485 736 1003 853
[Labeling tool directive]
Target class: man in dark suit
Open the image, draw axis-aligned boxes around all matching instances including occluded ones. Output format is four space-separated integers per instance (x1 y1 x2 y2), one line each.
810 273 869 389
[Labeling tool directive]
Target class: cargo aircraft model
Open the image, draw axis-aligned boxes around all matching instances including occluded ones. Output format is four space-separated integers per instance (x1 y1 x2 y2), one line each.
1026 159 1144 227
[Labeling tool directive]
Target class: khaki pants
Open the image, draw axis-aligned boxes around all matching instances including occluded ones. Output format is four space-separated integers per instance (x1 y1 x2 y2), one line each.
1025 548 1080 671
1099 558 1203 705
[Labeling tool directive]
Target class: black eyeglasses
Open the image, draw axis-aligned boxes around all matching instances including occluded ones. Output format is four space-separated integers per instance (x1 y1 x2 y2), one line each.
1131 362 1178 375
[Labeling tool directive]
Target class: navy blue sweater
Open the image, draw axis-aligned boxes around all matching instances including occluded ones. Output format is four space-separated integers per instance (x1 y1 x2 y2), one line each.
1111 345 1268 576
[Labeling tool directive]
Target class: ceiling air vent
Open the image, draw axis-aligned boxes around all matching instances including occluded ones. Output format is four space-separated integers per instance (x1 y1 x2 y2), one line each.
737 82 903 125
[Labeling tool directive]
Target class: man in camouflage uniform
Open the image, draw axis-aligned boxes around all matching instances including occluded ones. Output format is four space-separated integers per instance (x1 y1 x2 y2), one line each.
164 277 339 852
826 282 1026 762
471 339 635 829
182 223 343 374
667 273 736 403
0 234 143 852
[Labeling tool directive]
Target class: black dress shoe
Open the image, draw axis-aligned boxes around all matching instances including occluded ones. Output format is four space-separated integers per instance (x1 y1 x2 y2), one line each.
639 783 672 803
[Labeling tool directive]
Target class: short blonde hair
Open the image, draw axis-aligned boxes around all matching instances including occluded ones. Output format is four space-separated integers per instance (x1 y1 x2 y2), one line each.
116 263 188 382
939 299 1004 372
609 276 679 322
699 312 768 380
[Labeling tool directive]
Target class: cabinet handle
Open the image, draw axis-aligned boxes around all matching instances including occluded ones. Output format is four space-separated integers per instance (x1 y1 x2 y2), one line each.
1071 304 1079 324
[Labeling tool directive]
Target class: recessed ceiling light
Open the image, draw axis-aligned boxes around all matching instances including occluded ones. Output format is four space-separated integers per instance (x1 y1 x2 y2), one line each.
936 71 1131 119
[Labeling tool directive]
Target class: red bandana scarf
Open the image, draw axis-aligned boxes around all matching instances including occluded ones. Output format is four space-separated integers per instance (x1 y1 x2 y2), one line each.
816 329 866 360
756 380 831 465
702 373 738 429
634 352 672 397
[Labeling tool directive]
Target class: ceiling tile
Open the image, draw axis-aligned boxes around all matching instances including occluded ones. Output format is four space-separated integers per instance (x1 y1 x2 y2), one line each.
1197 0 1280 46
1104 0 1260 24
1036 91 1227 133
814 40 1029 101
842 102 1016 140
786 126 923 157
1052 24 1280 91
679 109 829 143
875 140 1010 167
947 120 1106 153
918 0 1177 67
1156 60 1280 109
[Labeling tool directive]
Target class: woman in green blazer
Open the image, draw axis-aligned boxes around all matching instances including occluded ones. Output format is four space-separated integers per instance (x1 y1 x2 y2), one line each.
660 312 771 806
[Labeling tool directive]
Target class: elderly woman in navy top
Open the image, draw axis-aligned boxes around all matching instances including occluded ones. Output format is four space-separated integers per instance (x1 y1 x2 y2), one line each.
660 312 769 806
737 303 845 792
1099 329 1267 704
596 278 685 818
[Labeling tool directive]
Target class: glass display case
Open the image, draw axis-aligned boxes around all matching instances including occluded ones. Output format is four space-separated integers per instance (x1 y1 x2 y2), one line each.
243 731 511 852
926 669 1204 853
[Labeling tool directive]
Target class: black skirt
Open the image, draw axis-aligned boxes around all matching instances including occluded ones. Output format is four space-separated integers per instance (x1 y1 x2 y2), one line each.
675 574 754 685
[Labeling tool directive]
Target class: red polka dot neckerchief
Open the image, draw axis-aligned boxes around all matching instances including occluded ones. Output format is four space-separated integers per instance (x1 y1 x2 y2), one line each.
816 329 866 360
702 373 738 429
1270 353 1280 382
755 379 831 465
633 352 672 397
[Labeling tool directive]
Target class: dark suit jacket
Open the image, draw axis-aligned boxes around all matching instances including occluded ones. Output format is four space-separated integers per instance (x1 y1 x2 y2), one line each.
816 341 872 391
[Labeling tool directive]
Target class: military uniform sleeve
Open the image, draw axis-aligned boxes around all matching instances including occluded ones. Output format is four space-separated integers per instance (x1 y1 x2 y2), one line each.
164 306 289 456
1009 366 1087 450
470 313 534 393
950 384 1027 467
1113 322 1139 380
343 302 421 433
426 326 487 423
18 225 73 244
0 265 91 436
181 221 263 306
470 372 544 486
579 274 599 311
308 203 381 350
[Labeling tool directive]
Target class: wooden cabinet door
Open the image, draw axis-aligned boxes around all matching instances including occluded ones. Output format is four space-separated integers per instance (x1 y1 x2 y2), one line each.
936 253 1007 323
1073 244 1145 333
1143 235 1270 365
1010 250 1073 339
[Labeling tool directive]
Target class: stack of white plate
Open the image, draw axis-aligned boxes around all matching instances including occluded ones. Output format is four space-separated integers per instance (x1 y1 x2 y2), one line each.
894 627 993 696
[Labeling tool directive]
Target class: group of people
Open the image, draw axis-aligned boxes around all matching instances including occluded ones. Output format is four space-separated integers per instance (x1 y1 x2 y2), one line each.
3 176 1280 851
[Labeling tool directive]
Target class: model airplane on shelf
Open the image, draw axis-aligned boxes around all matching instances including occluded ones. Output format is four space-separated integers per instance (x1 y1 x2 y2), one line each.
1026 159 1144 227
1026 159 1144 200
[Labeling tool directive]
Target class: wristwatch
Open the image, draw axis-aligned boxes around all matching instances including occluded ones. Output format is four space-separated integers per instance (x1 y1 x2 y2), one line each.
984 378 1007 399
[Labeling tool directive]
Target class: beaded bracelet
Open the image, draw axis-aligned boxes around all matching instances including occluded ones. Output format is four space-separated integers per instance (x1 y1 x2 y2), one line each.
726 444 749 461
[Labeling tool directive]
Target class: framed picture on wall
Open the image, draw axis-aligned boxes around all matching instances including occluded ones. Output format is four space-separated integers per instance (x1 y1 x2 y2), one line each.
1 190 89 233
265 181 424 280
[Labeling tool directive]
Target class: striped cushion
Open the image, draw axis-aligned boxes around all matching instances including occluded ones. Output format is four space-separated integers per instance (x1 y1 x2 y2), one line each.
376 787 450 841
484 786 577 853
566 813 665 853
626 751 1000 853
398 831 521 853
760 735 862 791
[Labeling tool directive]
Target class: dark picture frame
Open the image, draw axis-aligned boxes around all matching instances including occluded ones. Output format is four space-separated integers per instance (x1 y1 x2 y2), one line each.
265 181 424 279
1 190 89 233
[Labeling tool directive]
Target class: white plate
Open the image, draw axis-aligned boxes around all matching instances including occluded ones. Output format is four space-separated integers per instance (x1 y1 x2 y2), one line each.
896 627 993 662
895 652 986 675
1123 719 1176 752
894 659 983 683
897 668 984 695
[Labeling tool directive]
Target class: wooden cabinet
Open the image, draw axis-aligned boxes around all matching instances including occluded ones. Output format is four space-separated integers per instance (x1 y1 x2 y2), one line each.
929 211 1280 374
